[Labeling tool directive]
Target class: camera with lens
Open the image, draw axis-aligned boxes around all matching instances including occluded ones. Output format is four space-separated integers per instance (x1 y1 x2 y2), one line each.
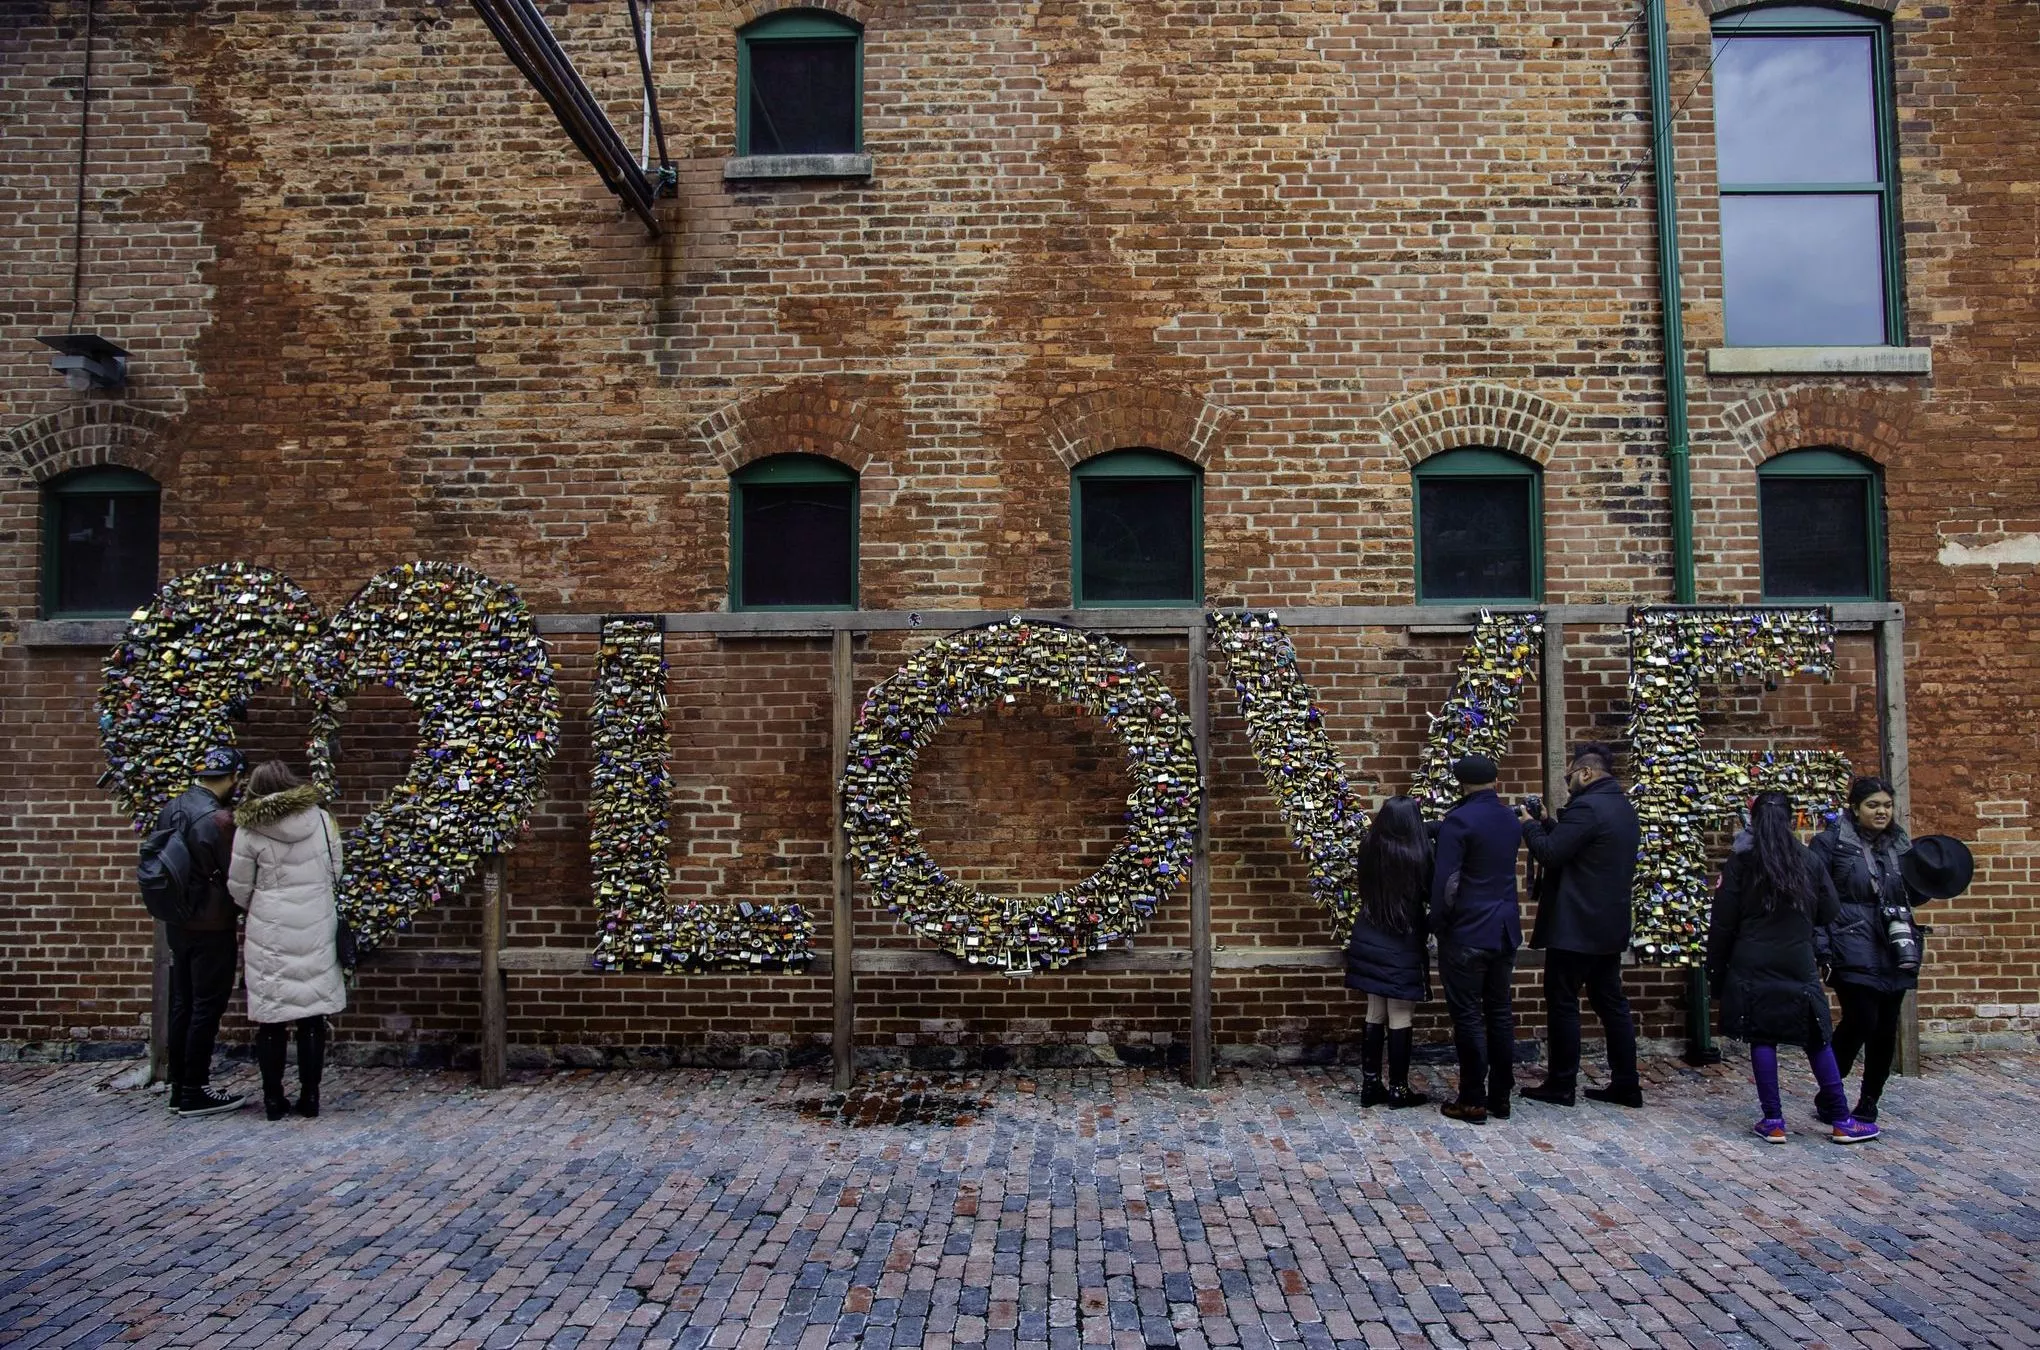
1880 901 1920 972
1521 794 1543 819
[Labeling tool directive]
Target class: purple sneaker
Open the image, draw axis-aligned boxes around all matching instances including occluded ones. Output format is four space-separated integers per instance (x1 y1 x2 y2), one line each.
1831 1116 1880 1144
1751 1118 1788 1144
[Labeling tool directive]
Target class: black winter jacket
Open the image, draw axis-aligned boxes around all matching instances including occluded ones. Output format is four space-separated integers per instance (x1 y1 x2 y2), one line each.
1428 789 1523 952
1810 819 1921 994
1522 777 1640 956
1343 878 1432 1003
153 783 239 932
1707 843 1841 1050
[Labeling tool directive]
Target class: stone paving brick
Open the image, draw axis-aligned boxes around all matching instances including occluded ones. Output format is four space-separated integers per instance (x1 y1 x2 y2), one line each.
2 1056 2039 1349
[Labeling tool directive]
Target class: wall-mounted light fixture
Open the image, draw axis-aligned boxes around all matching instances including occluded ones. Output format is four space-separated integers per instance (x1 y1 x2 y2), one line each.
38 333 128 391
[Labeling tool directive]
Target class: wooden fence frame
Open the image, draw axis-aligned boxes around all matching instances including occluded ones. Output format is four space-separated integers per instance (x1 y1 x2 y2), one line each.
342 601 1906 1091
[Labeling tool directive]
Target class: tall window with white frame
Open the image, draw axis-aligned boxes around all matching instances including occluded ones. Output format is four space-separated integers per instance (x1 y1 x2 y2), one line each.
1071 450 1202 607
1412 448 1543 604
42 467 160 619
1711 4 1903 347
730 454 858 611
1757 448 1884 600
737 9 862 157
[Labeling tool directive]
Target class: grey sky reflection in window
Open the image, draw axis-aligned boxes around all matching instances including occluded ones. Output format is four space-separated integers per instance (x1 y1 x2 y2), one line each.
1714 35 1877 185
1721 195 1885 346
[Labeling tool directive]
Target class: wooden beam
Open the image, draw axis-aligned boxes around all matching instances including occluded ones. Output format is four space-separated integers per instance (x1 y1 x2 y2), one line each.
478 856 506 1088
150 922 169 1086
1540 620 1568 809
1877 612 1922 1078
830 629 857 1090
1188 621 1215 1089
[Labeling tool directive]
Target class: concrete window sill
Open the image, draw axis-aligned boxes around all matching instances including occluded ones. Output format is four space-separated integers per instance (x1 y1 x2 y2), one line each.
1706 346 1932 376
723 153 874 182
19 619 127 647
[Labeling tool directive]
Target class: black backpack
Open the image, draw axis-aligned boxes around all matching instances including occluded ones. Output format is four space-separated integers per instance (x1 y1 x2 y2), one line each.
137 812 200 925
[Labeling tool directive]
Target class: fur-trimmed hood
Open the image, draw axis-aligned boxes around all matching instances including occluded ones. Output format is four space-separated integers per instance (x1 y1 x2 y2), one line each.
234 784 327 841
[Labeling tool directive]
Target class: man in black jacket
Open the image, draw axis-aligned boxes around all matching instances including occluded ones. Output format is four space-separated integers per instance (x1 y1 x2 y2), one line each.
155 746 248 1117
1430 755 1524 1124
1518 741 1644 1108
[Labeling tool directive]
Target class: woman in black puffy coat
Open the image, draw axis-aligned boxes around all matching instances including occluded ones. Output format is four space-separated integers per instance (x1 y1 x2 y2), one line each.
1343 795 1433 1108
1811 775 1920 1126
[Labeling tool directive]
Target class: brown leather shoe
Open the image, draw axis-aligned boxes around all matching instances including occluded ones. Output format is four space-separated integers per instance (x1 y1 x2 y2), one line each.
1439 1100 1488 1125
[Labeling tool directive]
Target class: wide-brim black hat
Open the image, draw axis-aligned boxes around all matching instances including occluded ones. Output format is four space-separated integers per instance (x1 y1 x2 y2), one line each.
1901 835 1974 901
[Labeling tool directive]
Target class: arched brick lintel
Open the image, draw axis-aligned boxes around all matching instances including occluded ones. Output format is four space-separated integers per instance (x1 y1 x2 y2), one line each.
1041 385 1240 471
1719 385 1917 471
1702 0 1896 16
1378 382 1572 469
695 380 894 476
733 0 870 28
2 404 174 484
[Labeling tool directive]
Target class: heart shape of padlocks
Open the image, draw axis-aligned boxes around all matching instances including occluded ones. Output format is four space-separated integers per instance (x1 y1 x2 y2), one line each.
98 561 560 957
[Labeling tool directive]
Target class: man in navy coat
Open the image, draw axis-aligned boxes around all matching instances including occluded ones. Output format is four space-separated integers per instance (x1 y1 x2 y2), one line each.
1429 754 1524 1124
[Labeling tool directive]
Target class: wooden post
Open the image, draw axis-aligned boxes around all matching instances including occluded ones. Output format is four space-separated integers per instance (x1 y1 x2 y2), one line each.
1877 612 1922 1077
1540 620 1568 810
149 921 169 1086
830 629 857 1091
1188 621 1215 1089
479 854 506 1088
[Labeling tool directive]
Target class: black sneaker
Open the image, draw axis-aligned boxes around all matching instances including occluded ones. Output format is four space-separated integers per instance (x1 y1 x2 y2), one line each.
175 1085 246 1117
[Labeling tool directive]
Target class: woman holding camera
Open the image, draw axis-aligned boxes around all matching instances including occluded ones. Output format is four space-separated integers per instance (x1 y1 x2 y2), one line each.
1343 795 1433 1108
1810 776 1919 1127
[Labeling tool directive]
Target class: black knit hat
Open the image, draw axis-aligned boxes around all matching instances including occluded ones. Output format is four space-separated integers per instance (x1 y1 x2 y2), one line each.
1900 835 1974 902
1451 754 1498 786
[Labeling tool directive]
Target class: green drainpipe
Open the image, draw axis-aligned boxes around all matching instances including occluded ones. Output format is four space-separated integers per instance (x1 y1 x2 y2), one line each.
1645 0 1717 1064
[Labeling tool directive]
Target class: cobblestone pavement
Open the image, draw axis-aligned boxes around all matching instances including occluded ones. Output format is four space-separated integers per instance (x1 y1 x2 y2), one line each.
3 1053 2038 1350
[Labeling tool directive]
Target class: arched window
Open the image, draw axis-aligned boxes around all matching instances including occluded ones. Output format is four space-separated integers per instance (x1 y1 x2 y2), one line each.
1758 448 1884 599
1072 450 1202 607
1711 4 1901 346
737 9 863 157
730 454 858 610
42 466 160 618
1412 448 1542 603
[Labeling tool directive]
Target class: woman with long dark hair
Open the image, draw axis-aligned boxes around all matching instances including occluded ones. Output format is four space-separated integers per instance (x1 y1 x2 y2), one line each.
1708 791 1876 1144
1811 775 1919 1127
1342 795 1433 1108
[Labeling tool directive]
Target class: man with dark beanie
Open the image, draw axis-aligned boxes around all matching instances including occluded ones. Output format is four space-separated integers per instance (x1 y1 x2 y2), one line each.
1430 754 1524 1124
1519 741 1644 1109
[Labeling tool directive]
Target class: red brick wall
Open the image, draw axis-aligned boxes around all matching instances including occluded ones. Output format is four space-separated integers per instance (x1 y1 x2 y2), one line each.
2 0 2033 1062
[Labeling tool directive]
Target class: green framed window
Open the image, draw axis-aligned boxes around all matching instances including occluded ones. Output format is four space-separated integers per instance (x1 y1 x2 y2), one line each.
42 466 160 618
730 454 857 610
1758 448 1884 600
1072 450 1202 607
1413 448 1542 603
1711 4 1903 346
737 9 862 157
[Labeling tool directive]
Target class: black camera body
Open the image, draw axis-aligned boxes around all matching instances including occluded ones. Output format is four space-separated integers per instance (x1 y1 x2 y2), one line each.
1880 901 1921 972
1521 794 1543 819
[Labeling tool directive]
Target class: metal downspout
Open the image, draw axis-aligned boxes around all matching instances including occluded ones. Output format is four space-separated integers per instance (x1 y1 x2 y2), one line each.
1645 0 1717 1063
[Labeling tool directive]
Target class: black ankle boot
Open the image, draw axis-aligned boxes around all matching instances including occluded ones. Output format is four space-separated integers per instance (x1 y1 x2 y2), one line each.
1385 1027 1428 1108
255 1025 292 1121
294 1018 327 1119
1359 1022 1388 1105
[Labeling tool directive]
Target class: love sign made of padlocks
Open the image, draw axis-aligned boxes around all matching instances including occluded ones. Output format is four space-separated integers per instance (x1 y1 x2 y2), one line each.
100 565 1849 971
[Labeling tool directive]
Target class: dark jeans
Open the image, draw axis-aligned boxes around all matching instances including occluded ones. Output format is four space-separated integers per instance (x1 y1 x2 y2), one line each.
1440 942 1516 1107
1831 983 1906 1106
1543 949 1639 1091
165 926 237 1090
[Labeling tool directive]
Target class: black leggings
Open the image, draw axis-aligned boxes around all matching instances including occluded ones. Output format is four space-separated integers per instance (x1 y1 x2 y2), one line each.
1830 984 1906 1106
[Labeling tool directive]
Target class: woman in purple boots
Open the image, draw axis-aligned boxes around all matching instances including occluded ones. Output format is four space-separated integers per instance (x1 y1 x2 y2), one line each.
1707 791 1879 1145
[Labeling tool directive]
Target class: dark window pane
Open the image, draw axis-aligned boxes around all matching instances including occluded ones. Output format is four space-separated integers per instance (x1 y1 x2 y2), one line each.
54 490 159 614
1079 478 1196 603
747 40 857 155
739 482 854 607
1714 35 1878 184
1721 193 1885 345
1418 477 1535 600
1761 476 1873 597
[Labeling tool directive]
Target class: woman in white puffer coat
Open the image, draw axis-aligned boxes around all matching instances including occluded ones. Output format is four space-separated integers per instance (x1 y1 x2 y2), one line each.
228 759 345 1120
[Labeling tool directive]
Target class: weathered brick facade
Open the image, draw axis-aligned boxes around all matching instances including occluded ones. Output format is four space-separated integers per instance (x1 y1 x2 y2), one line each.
2 0 2034 1065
